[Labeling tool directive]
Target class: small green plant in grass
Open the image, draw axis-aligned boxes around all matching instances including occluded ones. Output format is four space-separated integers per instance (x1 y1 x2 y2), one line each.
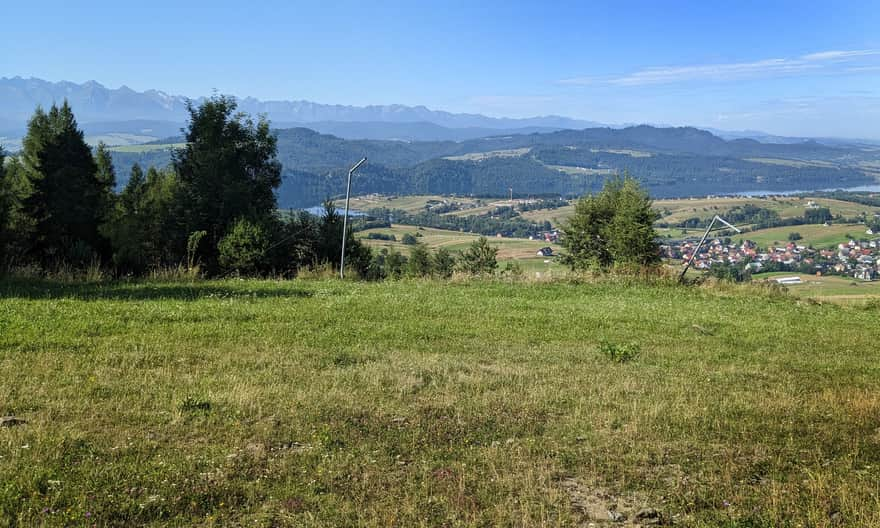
179 396 211 413
598 340 641 363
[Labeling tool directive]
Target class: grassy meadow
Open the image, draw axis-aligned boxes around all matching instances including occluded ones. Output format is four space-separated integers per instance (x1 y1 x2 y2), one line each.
1 276 879 527
735 223 867 249
754 272 880 303
108 143 187 154
334 195 485 214
519 196 880 229
357 224 564 273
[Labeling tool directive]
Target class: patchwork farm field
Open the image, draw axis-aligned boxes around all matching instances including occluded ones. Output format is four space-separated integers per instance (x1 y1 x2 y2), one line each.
357 224 563 272
754 272 880 303
736 223 866 249
335 195 485 214
1 277 879 526
520 195 880 228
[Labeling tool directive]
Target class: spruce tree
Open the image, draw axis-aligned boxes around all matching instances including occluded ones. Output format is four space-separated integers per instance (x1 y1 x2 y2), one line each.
457 237 498 275
0 148 6 232
0 149 7 259
432 246 455 278
0 157 30 261
405 242 432 277
94 142 117 219
19 101 107 264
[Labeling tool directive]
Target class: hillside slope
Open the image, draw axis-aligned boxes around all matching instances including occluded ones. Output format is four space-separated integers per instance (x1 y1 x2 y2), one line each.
109 125 879 208
1 277 878 526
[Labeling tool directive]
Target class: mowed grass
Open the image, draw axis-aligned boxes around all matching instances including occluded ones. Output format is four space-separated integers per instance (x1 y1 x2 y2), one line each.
737 223 867 249
522 196 880 229
2 277 880 526
754 272 880 303
357 224 564 272
335 195 484 214
519 205 577 226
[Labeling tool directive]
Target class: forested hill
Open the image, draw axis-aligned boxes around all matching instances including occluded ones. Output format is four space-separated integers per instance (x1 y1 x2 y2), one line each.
110 125 879 208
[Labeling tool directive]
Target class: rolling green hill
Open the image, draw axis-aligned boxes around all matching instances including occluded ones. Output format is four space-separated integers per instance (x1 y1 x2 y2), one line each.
109 125 880 209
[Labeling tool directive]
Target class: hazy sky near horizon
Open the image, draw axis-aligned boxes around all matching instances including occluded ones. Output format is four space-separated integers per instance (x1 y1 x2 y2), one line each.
5 0 880 138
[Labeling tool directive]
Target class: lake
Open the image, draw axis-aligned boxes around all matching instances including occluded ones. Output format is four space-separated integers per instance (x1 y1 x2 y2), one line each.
733 184 880 197
303 206 366 217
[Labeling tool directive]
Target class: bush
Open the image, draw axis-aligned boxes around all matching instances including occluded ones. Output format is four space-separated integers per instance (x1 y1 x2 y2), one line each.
501 260 524 279
218 218 269 275
401 233 418 245
598 340 641 363
457 237 498 276
561 175 659 270
406 243 433 277
432 247 455 278
367 233 396 241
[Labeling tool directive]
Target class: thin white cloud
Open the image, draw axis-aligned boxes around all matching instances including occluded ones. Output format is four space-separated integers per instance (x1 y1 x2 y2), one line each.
801 49 880 61
560 49 880 87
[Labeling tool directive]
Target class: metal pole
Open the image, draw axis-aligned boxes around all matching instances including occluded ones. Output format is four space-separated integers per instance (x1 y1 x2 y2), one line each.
340 157 367 279
679 216 717 283
678 215 742 283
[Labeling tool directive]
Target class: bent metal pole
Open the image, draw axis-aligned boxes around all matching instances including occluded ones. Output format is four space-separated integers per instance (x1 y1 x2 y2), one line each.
678 215 741 283
340 157 367 279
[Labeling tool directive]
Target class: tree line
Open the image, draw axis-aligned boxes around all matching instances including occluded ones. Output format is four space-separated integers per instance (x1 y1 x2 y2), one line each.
361 206 552 238
0 97 377 277
0 97 507 279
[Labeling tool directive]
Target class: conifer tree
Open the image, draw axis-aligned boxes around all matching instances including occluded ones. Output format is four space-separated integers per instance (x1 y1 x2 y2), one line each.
94 142 117 218
457 236 498 275
19 101 108 263
405 242 432 277
432 246 455 278
0 148 6 231
0 149 7 259
561 174 659 270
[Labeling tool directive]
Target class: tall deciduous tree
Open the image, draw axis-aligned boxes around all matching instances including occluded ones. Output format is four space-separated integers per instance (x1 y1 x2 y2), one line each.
173 95 281 271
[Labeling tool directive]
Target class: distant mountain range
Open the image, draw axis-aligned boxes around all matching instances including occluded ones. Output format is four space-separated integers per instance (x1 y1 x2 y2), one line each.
4 77 877 148
0 77 599 143
4 77 879 207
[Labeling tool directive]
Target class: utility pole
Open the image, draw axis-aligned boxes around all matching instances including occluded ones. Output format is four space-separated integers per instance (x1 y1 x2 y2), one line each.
340 157 367 279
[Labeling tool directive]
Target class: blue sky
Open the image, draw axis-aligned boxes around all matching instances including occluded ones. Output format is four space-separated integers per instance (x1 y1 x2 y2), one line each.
5 0 880 138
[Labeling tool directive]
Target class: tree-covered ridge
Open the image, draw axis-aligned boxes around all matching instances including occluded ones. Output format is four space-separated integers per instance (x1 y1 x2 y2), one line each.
109 125 878 209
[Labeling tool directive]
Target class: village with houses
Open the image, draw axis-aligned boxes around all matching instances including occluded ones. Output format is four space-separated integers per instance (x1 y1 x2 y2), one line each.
661 233 880 281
